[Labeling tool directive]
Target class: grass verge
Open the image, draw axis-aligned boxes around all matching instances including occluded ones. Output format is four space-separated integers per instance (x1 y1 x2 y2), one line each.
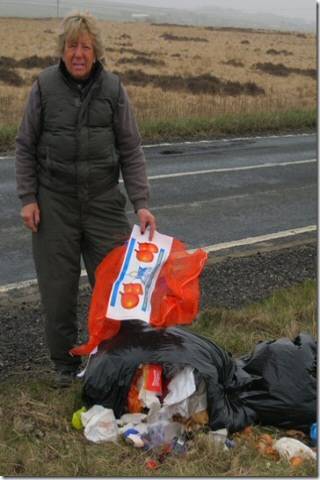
0 108 316 153
0 280 316 476
0 124 17 153
139 108 316 142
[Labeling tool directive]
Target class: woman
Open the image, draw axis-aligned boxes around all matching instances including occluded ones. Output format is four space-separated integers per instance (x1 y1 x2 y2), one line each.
15 11 156 386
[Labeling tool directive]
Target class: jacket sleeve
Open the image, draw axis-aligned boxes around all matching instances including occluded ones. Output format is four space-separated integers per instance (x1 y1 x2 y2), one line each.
114 84 149 212
15 80 42 206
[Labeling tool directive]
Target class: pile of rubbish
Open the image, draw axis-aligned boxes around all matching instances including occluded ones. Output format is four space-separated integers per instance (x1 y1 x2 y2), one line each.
69 227 317 466
71 322 316 466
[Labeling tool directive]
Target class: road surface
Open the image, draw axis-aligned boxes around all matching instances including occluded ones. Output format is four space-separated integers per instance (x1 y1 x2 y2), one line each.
0 132 316 286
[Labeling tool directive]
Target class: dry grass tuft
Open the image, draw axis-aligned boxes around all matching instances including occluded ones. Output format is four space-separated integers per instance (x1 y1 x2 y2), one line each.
0 68 24 86
266 48 293 56
222 59 245 67
255 62 316 78
160 32 208 42
116 70 265 96
116 56 165 67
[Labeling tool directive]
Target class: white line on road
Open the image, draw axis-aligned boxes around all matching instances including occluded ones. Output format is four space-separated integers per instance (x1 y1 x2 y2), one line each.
143 132 316 148
146 159 316 181
0 225 316 294
189 225 317 253
1 133 315 160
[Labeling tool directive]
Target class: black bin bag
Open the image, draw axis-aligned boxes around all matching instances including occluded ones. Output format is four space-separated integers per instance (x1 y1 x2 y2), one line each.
82 322 316 433
236 332 317 432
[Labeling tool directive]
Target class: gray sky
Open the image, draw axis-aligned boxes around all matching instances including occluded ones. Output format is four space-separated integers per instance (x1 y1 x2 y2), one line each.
110 0 316 22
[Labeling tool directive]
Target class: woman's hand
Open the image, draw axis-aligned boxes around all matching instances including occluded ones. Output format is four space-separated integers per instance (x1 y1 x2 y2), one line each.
137 208 156 240
21 202 40 233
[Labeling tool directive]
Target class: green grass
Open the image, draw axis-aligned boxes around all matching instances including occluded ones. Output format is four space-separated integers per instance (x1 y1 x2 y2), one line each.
0 124 17 153
139 108 316 142
0 108 316 153
0 280 316 476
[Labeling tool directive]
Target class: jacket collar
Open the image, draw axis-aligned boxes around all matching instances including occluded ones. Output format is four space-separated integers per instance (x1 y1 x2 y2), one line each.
58 59 103 90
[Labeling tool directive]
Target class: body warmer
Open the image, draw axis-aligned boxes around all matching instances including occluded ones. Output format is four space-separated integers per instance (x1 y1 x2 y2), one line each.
37 64 120 196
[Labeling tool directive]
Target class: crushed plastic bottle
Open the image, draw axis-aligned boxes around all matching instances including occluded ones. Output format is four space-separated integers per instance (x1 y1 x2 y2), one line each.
146 417 182 448
172 435 188 455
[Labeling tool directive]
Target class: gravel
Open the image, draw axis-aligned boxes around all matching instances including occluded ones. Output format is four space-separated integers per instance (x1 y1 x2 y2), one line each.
0 242 316 382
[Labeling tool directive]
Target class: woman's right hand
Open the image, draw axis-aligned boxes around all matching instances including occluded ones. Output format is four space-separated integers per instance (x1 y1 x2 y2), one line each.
21 202 40 233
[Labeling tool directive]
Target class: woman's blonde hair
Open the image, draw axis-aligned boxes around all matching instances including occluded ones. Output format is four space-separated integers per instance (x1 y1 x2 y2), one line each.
57 11 105 61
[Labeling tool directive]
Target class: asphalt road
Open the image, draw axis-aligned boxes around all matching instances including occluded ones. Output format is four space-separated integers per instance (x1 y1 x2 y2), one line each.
0 133 316 286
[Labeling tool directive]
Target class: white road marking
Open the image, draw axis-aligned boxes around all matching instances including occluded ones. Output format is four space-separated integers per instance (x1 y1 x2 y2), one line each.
144 133 316 148
0 225 316 294
146 159 316 181
0 133 315 159
189 225 317 253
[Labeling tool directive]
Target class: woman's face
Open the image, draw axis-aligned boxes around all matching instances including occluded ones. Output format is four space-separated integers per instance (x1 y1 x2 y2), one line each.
63 31 96 80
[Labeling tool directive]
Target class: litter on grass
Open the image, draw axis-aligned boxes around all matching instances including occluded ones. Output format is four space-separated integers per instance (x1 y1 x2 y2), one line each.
68 227 316 461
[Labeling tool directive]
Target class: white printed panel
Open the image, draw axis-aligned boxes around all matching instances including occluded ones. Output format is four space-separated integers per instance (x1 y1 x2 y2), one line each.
106 225 173 323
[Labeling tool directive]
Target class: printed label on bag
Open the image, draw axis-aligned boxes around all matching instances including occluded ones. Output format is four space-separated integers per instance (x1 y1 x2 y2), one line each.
106 224 173 323
143 364 163 395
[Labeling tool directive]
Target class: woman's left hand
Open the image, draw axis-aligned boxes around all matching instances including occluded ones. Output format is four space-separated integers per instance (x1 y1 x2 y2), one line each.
137 208 156 240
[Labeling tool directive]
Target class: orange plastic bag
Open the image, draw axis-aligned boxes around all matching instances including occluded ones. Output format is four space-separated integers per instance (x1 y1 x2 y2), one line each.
70 238 207 356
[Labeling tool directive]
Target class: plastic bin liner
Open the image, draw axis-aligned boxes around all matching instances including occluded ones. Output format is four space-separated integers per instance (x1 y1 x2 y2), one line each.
81 322 316 433
235 333 317 432
81 321 257 433
71 239 207 356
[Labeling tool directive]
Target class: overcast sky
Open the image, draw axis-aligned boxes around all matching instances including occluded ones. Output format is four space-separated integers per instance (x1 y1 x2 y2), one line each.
111 0 316 22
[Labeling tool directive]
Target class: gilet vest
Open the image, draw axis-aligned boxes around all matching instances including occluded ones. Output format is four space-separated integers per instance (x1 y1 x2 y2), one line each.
36 64 120 199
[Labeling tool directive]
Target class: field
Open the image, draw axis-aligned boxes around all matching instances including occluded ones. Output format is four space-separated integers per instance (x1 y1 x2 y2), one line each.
0 17 316 146
0 280 316 476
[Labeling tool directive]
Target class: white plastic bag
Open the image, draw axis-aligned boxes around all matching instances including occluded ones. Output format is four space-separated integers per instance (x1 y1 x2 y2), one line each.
81 405 119 443
162 367 207 418
274 437 316 461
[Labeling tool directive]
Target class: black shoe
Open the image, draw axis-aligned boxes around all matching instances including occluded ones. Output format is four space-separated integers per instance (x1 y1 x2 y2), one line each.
54 369 79 388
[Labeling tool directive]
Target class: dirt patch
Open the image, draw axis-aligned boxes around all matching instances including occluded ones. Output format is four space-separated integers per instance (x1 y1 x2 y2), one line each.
115 69 265 95
206 26 303 37
0 55 58 69
151 22 194 28
222 59 244 67
266 49 293 56
0 68 25 86
0 56 17 68
117 56 165 67
17 55 59 69
120 47 153 55
116 42 133 47
160 33 208 42
255 62 316 78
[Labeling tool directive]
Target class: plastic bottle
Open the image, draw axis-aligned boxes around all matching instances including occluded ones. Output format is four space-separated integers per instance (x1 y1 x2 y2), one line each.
147 418 182 448
310 423 317 445
172 435 188 455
